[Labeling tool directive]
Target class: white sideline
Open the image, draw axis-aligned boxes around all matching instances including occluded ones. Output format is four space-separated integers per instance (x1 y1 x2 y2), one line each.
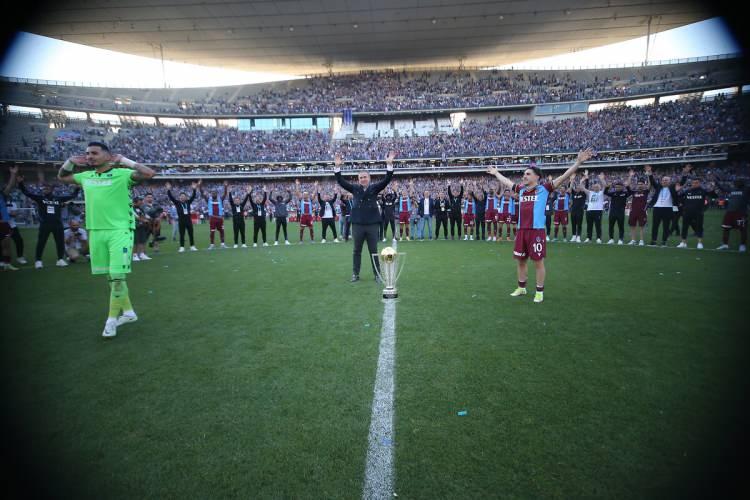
362 299 397 500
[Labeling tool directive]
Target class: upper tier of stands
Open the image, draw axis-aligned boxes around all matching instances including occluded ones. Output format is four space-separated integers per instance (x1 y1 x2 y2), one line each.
1 58 747 116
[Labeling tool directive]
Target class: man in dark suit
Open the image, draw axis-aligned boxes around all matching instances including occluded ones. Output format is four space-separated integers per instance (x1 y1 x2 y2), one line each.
334 152 395 282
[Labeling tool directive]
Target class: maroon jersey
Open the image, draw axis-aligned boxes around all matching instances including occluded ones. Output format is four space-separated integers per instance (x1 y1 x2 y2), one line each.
630 190 648 214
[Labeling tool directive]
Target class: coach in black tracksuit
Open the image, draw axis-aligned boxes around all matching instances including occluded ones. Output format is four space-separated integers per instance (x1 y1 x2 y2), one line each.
334 156 394 282
570 185 586 239
167 187 197 248
228 192 249 246
448 184 463 239
270 190 292 243
678 180 716 243
380 191 397 240
19 180 79 263
248 190 268 245
435 193 450 239
604 183 630 242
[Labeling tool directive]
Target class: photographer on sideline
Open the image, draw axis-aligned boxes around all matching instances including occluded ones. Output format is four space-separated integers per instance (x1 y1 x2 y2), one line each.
64 219 89 263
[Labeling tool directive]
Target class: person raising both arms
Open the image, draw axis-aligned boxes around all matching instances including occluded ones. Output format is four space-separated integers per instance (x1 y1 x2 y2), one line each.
487 148 594 303
334 151 395 283
224 180 249 248
166 180 199 252
199 180 228 249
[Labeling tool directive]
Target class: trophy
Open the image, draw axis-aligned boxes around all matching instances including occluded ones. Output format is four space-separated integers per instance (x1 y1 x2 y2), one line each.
372 246 406 299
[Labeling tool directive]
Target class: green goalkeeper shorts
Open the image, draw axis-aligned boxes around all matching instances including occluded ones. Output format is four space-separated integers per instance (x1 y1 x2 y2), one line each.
89 229 134 275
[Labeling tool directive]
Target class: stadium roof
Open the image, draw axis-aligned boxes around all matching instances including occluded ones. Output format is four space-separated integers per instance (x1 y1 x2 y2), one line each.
23 0 713 75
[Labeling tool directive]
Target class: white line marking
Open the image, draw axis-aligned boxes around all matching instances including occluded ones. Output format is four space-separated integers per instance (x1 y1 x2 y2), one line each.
363 299 397 500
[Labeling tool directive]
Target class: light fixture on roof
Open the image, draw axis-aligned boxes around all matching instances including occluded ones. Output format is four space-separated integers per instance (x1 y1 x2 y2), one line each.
564 9 572 15
289 26 294 31
498 15 504 20
431 18 437 24
353 23 359 28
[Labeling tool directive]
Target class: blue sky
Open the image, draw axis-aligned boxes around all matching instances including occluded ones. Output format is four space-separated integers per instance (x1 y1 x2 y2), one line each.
0 17 742 88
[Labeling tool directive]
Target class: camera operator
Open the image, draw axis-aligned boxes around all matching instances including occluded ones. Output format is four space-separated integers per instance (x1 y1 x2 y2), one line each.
64 219 89 263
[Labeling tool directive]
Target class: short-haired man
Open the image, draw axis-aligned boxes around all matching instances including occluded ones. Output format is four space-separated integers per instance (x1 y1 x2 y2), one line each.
488 149 594 303
57 141 155 338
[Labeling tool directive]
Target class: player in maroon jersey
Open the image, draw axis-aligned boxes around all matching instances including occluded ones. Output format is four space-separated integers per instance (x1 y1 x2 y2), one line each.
488 148 594 303
396 180 415 241
627 169 651 246
552 184 571 241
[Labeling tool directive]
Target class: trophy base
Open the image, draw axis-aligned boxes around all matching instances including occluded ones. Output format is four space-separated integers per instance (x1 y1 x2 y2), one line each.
382 288 398 300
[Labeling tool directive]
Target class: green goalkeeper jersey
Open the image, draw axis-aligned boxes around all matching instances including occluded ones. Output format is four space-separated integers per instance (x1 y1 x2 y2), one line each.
74 168 136 230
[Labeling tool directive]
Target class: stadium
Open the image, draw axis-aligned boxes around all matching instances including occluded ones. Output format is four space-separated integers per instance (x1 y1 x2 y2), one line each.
1 1 748 498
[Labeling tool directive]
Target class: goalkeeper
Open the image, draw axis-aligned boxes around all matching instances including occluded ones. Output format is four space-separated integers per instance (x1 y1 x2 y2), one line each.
58 142 155 338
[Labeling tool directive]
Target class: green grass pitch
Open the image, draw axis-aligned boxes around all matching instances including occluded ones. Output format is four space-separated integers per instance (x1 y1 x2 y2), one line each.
2 210 748 498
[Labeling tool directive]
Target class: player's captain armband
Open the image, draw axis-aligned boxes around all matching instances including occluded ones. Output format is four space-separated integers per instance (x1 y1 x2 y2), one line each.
62 160 75 172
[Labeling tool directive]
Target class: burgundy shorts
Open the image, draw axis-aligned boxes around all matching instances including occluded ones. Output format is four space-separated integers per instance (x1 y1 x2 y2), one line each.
299 214 314 227
510 214 519 225
722 211 747 229
553 211 569 226
513 229 547 261
0 222 10 240
209 216 224 231
399 212 410 224
485 210 498 223
499 212 512 224
463 214 475 225
628 212 648 227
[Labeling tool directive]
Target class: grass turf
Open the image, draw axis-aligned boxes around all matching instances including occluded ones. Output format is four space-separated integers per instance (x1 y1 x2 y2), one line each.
2 210 748 498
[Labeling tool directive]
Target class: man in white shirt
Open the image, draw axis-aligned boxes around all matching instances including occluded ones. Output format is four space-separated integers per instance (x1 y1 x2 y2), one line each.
64 218 89 263
579 171 606 243
645 165 683 247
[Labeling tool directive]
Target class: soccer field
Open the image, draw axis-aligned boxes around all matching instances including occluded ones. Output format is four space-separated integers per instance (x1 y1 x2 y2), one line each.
2 210 748 498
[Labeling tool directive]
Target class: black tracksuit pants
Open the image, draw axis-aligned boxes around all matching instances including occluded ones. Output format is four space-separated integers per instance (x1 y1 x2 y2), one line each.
435 216 449 239
352 223 380 277
253 216 267 244
322 218 337 240
450 215 462 238
35 220 65 260
10 227 24 257
178 216 195 246
608 212 625 241
651 207 672 244
682 210 704 239
571 210 584 237
232 217 246 245
475 211 486 240
382 214 395 239
275 217 288 241
586 210 603 240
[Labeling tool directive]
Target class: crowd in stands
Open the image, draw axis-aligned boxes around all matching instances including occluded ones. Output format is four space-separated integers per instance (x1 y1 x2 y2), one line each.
2 97 747 164
24 67 735 115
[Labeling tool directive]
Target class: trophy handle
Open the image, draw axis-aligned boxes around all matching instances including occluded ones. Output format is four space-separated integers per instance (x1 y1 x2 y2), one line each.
371 253 385 282
394 253 406 283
